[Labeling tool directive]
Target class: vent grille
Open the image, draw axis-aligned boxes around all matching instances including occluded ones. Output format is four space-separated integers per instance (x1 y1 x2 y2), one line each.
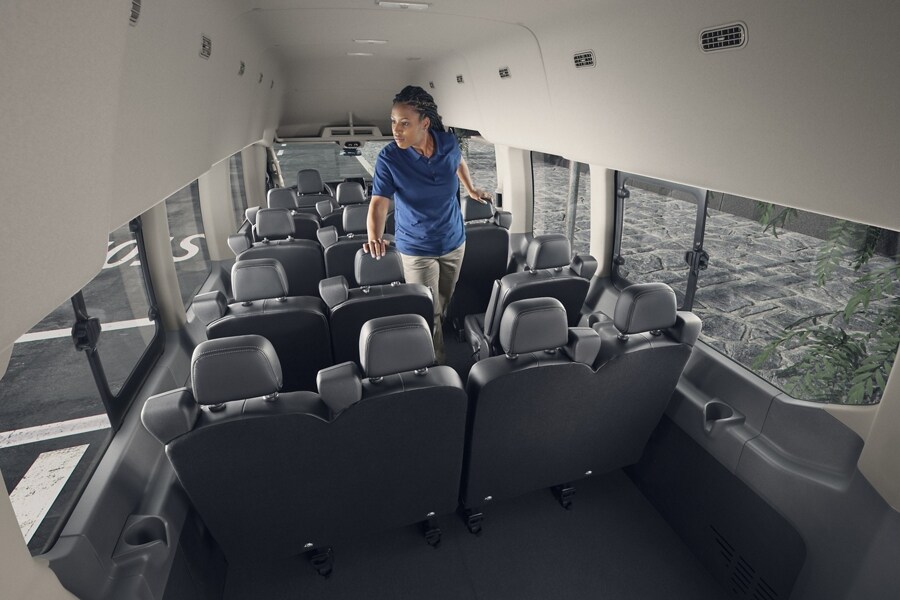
499 66 510 79
239 61 245 76
428 81 435 89
700 23 746 52
258 73 264 84
200 35 212 60
456 74 464 84
573 50 595 68
712 527 779 599
129 0 141 26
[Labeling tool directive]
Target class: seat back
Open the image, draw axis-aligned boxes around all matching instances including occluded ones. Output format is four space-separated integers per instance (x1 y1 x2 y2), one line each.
319 181 368 235
317 203 372 287
319 248 433 367
463 297 599 508
207 259 332 391
584 282 700 469
478 234 596 357
141 334 330 561
237 208 325 297
143 319 468 561
297 168 333 209
446 198 511 330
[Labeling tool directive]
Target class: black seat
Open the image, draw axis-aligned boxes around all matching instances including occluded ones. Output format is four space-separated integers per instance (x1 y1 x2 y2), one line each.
446 198 512 333
316 181 368 236
142 317 468 562
462 297 599 514
464 234 597 360
297 168 334 211
319 247 433 367
317 203 376 288
193 258 332 392
235 208 325 297
263 187 320 240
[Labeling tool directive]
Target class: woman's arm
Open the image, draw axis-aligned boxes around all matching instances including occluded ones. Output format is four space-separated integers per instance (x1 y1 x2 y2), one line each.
457 157 492 203
364 194 391 258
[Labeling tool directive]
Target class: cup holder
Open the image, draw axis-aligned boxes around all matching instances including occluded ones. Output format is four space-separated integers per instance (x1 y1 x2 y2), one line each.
122 515 168 548
703 400 741 434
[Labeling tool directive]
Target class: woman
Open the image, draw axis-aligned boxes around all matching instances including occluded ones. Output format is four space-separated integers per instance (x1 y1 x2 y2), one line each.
364 85 491 363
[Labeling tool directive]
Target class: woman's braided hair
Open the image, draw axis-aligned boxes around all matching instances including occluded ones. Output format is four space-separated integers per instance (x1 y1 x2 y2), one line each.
393 85 445 132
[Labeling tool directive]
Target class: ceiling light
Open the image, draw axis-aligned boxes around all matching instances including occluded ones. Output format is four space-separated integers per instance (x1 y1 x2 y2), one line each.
376 1 430 10
347 52 374 56
354 39 388 44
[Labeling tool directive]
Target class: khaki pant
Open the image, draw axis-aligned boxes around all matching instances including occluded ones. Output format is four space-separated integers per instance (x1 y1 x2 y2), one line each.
399 242 466 364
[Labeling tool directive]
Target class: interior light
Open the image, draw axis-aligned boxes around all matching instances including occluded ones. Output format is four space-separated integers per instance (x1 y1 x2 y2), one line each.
347 52 375 56
375 1 430 10
354 39 389 44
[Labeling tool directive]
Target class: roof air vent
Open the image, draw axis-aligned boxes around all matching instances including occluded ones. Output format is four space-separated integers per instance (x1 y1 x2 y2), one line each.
200 35 212 60
428 81 435 89
499 66 511 79
129 0 141 26
700 23 747 52
239 61 245 76
456 74 464 84
573 50 595 69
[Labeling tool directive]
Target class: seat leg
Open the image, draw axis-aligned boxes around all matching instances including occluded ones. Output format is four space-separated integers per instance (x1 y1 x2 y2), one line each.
552 484 576 510
309 546 334 578
423 513 442 547
459 507 484 535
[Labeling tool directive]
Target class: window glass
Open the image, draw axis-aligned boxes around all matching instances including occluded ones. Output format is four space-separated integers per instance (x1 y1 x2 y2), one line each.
165 180 210 307
531 152 591 257
459 136 497 200
229 152 248 226
0 218 161 554
277 141 389 185
617 180 697 307
696 195 898 405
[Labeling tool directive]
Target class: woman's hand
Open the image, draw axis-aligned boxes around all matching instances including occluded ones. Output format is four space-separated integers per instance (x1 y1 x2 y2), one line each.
468 188 493 204
363 237 390 259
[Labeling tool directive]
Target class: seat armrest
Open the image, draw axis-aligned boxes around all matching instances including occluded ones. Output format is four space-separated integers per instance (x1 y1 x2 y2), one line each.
193 291 227 325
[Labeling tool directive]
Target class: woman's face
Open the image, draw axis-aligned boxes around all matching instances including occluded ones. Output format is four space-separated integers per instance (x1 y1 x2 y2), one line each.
390 103 429 149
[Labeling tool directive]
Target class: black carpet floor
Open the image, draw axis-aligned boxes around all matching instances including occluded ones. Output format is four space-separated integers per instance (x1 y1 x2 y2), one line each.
223 469 730 600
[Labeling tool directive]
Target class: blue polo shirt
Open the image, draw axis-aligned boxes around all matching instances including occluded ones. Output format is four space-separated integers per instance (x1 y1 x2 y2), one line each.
372 130 466 256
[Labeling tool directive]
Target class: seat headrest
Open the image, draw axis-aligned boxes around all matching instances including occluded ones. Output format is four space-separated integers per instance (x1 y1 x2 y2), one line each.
297 169 324 194
461 197 494 222
526 234 571 270
267 187 297 210
613 283 677 334
343 203 369 234
336 181 368 206
355 247 404 286
359 314 435 378
191 335 282 405
256 208 294 240
232 258 289 302
499 297 569 355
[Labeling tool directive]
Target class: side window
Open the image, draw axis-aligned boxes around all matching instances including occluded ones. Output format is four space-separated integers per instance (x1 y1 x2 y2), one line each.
616 179 700 307
165 180 210 308
614 172 898 405
0 219 161 554
455 132 497 200
531 152 591 256
697 196 898 405
229 152 248 226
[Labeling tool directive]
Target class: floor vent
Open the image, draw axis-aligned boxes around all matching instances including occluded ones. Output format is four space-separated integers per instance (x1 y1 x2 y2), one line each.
700 23 746 52
200 35 212 60
456 74 464 84
712 527 779 599
573 50 595 69
129 0 141 26
239 61 245 76
499 66 510 79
